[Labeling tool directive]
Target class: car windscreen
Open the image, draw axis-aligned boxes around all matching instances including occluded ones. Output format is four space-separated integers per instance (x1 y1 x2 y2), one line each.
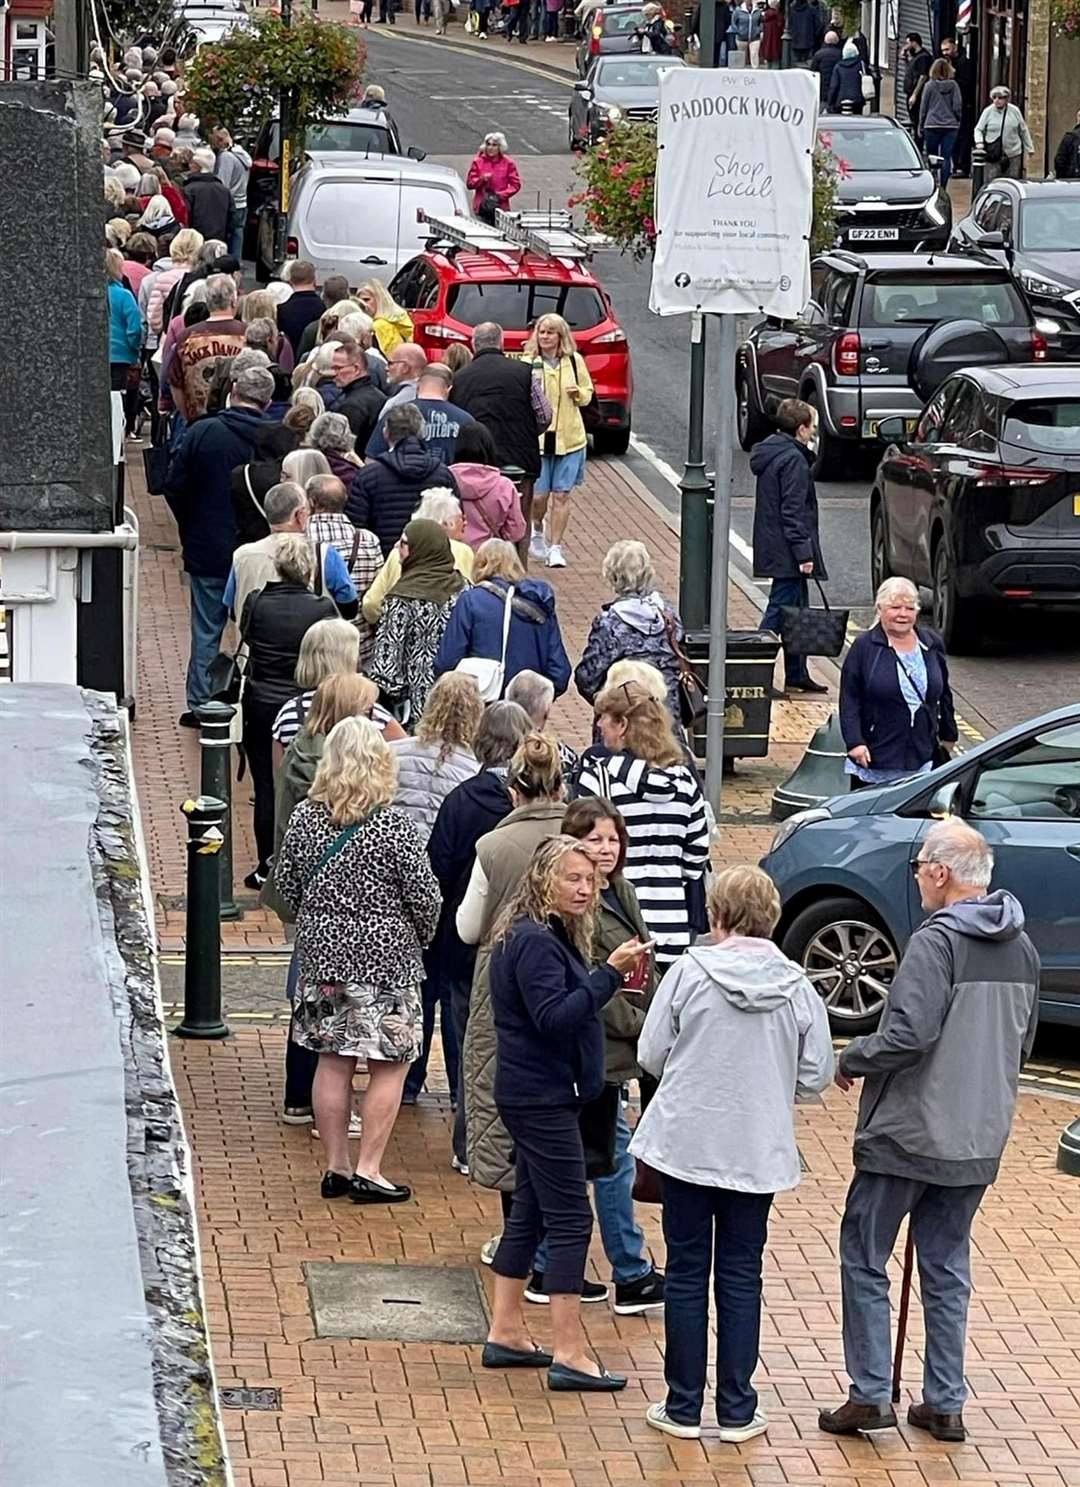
819 126 923 171
596 58 680 86
446 282 606 331
269 121 393 157
602 10 647 34
864 275 1028 328
1002 398 1080 453
1020 199 1080 252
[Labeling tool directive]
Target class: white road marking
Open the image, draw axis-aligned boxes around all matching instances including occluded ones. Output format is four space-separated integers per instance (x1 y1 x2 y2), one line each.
629 433 757 567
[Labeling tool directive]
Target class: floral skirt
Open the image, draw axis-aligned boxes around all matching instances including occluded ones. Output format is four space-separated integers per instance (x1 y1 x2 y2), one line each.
291 979 422 1062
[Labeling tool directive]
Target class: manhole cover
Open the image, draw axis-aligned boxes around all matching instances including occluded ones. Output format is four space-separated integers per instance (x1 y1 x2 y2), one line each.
220 1386 282 1411
305 1263 490 1343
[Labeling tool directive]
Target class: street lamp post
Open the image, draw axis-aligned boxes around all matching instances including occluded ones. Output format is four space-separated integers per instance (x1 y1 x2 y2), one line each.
275 0 295 264
781 2 792 69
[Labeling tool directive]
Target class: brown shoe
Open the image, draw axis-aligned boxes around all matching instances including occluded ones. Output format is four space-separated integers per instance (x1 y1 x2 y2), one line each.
818 1400 898 1435
907 1403 966 1442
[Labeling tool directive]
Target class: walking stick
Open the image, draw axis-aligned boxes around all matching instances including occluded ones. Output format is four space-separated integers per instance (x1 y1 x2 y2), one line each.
891 1224 916 1404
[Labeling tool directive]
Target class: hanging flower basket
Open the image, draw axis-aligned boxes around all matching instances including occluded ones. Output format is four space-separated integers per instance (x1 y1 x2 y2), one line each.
1049 0 1080 37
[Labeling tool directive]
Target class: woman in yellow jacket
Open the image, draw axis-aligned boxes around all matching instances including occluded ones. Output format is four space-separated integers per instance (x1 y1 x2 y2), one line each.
523 312 593 570
357 278 415 359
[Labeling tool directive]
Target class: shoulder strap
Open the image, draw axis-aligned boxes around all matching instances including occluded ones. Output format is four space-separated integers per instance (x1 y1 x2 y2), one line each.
243 463 265 522
349 526 362 571
477 579 546 624
303 823 361 888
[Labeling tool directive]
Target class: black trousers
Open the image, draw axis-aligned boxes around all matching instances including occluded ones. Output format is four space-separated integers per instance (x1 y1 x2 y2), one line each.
243 693 280 872
492 1103 592 1294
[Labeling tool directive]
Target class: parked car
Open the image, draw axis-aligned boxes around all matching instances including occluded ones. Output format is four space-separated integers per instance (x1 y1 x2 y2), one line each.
575 3 649 75
819 113 951 252
869 363 1080 651
176 0 248 46
736 249 1046 478
761 703 1080 1033
948 179 1080 361
389 232 634 454
255 153 469 286
246 106 410 253
569 53 685 150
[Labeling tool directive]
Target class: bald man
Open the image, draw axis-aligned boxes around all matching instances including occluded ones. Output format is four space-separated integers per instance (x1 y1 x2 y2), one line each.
820 820 1040 1444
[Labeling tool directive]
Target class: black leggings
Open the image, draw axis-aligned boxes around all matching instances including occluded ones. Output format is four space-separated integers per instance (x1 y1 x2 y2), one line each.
492 1103 592 1294
242 693 280 873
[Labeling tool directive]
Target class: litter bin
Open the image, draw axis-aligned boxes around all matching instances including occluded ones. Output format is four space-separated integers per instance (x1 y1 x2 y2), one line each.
684 629 780 763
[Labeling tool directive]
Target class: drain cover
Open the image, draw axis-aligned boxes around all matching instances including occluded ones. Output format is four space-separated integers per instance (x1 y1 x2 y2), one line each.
305 1263 490 1343
220 1387 282 1411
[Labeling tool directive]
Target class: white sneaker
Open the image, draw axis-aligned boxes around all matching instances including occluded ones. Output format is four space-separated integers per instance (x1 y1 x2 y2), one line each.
480 1235 501 1265
529 527 549 561
451 1154 470 1176
716 1410 768 1444
311 1113 363 1140
646 1402 701 1440
546 544 566 568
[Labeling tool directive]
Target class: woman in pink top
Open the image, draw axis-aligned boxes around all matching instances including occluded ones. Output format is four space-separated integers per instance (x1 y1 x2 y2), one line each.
450 423 527 549
465 133 522 222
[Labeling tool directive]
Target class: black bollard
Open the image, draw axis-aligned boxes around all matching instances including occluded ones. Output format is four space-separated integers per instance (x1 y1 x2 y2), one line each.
195 701 239 921
174 795 229 1041
971 144 985 199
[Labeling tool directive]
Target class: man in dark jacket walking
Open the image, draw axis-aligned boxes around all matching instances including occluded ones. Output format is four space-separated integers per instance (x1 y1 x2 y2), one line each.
1054 107 1080 178
750 397 828 694
276 260 325 357
165 364 275 725
346 402 458 556
811 31 843 104
820 821 1039 1444
902 33 933 134
788 0 823 64
450 322 546 561
183 147 233 241
331 336 387 452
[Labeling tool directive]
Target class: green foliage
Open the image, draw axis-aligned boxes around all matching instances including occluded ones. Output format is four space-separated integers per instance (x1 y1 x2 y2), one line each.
99 0 181 46
182 13 365 153
1049 0 1080 37
570 125 841 261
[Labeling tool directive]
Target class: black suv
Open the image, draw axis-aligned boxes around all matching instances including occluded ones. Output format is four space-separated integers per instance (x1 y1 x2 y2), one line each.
736 250 1044 478
820 113 952 252
870 365 1080 651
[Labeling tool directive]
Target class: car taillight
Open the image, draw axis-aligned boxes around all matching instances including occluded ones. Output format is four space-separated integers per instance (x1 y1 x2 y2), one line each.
970 464 1057 487
1031 330 1048 361
834 331 860 376
425 324 469 342
592 327 627 347
286 236 298 256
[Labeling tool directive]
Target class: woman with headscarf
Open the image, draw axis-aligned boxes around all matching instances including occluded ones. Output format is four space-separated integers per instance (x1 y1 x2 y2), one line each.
369 518 466 725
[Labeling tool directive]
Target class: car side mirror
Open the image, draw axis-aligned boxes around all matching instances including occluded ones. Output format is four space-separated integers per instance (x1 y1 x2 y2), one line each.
928 780 962 819
407 145 427 160
876 415 908 442
976 230 1005 248
574 80 590 93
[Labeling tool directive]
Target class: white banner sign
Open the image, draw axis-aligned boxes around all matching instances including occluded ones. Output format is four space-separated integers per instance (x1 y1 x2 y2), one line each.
649 68 819 320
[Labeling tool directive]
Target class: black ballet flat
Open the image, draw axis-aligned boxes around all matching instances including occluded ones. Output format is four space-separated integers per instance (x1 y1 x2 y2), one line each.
349 1174 411 1204
482 1342 554 1369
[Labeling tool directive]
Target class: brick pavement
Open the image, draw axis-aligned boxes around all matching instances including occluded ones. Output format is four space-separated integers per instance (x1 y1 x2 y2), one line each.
172 1024 1080 1487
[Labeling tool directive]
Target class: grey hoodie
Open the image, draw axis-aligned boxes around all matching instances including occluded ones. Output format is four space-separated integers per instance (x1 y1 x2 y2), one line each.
629 937 834 1191
840 890 1040 1186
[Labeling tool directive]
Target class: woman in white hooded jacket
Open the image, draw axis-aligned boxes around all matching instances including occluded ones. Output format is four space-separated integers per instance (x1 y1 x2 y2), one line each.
631 866 833 1445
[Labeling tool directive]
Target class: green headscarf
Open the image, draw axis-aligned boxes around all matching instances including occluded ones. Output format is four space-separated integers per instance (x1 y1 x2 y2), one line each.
389 518 465 605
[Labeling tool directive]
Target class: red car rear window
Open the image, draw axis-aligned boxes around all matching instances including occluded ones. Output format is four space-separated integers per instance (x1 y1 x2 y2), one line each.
445 282 607 331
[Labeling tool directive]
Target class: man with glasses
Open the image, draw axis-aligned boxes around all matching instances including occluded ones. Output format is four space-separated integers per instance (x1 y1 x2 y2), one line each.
819 820 1039 1444
376 342 429 421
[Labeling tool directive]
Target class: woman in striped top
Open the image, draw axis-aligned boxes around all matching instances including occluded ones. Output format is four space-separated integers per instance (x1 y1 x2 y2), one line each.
576 682 710 969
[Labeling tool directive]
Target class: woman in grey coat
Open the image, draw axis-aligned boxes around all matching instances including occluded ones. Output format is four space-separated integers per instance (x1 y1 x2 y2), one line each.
918 59 964 186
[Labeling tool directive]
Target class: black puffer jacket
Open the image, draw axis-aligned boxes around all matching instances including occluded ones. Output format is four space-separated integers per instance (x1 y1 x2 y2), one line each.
346 436 459 556
449 348 541 478
183 172 233 241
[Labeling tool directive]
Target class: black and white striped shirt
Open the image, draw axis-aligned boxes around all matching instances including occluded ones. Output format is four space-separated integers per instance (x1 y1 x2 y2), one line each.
576 751 710 966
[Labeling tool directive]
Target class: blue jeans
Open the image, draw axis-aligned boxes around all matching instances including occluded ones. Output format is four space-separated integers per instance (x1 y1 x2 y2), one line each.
404 944 461 1101
840 1169 987 1412
186 574 228 710
760 574 810 685
922 127 958 187
227 204 245 260
661 1175 773 1427
534 1102 650 1284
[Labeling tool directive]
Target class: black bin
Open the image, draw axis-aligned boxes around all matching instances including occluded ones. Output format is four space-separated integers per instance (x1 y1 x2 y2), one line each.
684 629 780 762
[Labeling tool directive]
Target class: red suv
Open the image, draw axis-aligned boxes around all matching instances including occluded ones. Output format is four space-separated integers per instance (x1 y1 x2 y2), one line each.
388 247 633 454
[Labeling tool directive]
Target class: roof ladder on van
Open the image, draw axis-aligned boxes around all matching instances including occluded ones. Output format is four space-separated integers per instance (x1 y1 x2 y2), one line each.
416 208 608 263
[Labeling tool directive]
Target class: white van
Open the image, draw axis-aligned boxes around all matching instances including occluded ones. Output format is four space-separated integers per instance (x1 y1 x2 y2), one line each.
257 153 470 285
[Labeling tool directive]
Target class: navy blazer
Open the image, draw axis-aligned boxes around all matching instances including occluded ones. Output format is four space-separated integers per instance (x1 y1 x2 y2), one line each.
839 624 958 773
490 916 619 1110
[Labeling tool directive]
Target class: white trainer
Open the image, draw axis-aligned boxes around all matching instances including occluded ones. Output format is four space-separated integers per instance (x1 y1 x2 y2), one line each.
529 527 549 561
480 1236 501 1265
716 1410 768 1444
546 544 566 568
645 1402 701 1439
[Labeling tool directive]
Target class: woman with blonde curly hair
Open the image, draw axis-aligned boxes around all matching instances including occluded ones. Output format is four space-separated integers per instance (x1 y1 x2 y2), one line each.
522 313 593 570
481 835 648 1388
274 716 442 1203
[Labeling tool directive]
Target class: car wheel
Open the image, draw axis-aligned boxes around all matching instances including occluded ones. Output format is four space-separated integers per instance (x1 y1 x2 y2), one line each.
869 500 892 591
782 895 899 1034
805 389 842 480
932 539 982 653
736 366 769 451
592 424 631 456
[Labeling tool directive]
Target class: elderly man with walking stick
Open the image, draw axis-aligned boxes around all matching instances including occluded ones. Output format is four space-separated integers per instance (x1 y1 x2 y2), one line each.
819 820 1040 1444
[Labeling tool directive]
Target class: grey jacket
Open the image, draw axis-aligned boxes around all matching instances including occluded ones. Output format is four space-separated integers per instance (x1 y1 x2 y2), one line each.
919 78 963 132
839 891 1040 1186
391 739 479 844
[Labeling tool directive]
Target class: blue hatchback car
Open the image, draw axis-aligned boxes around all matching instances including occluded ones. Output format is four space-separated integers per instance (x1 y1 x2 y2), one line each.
761 703 1080 1034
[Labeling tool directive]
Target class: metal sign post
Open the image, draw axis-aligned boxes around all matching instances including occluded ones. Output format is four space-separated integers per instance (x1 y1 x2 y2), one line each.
704 314 737 815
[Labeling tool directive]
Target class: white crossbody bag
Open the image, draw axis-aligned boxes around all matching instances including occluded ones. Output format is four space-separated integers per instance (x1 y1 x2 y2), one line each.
454 585 514 702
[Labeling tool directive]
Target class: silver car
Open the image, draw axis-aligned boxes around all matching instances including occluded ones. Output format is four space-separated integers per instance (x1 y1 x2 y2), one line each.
568 53 685 151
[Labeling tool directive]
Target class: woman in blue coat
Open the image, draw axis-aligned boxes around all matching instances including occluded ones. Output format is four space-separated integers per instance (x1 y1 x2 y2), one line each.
107 247 145 434
434 539 571 699
827 41 867 114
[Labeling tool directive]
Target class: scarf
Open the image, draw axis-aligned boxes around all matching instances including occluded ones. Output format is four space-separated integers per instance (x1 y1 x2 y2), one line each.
389 518 465 605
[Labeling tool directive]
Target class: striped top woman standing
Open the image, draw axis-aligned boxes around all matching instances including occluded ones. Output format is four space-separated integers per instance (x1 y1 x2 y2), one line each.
576 682 710 968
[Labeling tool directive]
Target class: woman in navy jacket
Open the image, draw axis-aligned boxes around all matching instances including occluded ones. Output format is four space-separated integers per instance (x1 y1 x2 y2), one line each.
482 836 649 1391
839 577 957 789
434 539 572 698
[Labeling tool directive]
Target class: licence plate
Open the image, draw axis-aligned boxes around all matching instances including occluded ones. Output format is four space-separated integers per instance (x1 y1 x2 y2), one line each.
849 227 900 241
865 417 918 438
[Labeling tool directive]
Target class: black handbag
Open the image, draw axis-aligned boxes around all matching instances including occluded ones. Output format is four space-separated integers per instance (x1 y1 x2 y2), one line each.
579 1083 619 1180
779 578 849 658
142 440 170 496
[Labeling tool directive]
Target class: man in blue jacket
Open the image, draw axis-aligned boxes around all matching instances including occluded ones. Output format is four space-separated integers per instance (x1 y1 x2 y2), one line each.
346 403 458 557
750 397 828 694
165 364 275 726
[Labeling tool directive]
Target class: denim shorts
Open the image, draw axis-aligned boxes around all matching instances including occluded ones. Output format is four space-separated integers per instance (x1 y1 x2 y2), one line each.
536 446 587 494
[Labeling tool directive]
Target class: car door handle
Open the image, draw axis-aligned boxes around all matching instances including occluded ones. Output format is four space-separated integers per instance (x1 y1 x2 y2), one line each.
361 255 388 265
864 339 891 351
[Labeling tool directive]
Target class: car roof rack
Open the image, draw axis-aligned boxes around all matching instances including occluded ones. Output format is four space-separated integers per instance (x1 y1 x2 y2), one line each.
417 208 609 262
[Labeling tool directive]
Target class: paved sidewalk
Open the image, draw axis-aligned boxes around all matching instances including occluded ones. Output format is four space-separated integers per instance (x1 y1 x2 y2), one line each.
171 1023 1080 1487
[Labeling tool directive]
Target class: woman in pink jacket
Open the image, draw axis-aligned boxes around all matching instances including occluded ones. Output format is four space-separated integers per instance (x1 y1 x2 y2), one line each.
450 423 527 548
466 133 522 223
